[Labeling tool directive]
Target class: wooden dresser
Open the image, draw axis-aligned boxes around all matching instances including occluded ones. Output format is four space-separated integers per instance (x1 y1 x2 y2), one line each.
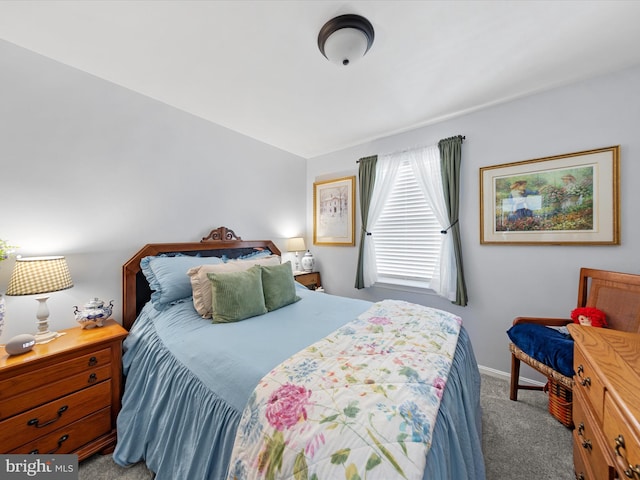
0 320 127 459
569 324 640 480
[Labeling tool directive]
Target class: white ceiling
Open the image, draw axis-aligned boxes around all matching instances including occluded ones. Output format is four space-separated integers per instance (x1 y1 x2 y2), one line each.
2 1 640 158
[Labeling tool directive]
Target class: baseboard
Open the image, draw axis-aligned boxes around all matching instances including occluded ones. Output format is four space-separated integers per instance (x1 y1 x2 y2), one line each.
478 364 546 387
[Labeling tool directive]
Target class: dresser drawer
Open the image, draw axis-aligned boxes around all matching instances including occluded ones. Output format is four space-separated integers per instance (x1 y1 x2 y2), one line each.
0 380 111 451
0 364 111 420
573 431 595 480
573 386 614 480
0 348 111 401
574 346 605 422
603 392 640 479
10 407 111 455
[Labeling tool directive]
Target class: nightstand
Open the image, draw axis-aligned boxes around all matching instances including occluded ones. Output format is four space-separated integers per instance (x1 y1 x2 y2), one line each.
0 319 127 460
294 271 322 290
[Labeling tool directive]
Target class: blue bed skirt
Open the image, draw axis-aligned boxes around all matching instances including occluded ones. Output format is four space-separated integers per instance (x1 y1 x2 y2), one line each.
113 298 484 479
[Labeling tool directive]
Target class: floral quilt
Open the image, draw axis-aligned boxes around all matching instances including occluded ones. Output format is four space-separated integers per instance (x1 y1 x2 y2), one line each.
227 300 462 480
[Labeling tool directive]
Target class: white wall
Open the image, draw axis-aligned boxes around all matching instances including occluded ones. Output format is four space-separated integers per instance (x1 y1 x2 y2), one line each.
0 40 307 341
307 65 640 381
2 37 638 383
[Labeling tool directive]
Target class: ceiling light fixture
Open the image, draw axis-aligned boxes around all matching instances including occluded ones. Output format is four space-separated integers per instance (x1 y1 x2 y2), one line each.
318 14 375 66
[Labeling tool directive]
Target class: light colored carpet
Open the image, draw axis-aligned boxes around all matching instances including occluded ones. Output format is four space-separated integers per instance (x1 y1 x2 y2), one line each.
481 373 573 479
79 373 574 479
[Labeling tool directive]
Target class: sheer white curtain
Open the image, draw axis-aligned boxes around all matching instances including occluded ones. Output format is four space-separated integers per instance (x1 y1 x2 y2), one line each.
408 145 457 301
362 154 400 287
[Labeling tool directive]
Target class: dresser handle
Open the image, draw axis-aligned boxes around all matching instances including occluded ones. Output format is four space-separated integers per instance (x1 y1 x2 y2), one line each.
88 373 98 384
626 464 640 479
577 422 585 437
615 435 640 479
28 434 70 455
46 434 69 454
576 474 585 480
88 356 98 366
576 365 591 387
27 405 68 428
581 439 592 450
616 434 626 456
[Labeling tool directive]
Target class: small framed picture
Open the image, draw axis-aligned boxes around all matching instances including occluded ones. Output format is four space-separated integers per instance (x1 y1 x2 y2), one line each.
480 146 620 245
313 176 356 246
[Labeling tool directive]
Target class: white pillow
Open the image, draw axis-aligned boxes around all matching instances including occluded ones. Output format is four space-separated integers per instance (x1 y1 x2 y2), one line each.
187 255 281 318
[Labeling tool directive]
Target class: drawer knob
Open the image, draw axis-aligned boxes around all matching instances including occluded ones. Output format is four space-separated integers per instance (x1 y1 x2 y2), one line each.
88 356 98 366
27 405 68 428
581 439 592 450
578 422 585 437
88 373 98 384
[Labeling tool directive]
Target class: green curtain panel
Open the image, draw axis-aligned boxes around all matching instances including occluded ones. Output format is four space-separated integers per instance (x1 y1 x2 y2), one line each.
354 155 377 289
438 135 468 306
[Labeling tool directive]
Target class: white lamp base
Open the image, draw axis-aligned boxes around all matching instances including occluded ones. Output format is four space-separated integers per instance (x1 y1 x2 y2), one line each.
34 329 59 344
34 295 59 344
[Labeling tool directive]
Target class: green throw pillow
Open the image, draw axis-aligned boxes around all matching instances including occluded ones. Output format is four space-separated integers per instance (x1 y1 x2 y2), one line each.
261 261 300 311
207 265 267 323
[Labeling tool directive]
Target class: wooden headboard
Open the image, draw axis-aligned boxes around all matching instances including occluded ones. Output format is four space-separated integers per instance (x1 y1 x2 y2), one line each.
122 226 281 330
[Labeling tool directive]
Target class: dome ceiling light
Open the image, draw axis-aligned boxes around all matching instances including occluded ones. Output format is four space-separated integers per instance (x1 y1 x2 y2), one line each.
317 14 375 66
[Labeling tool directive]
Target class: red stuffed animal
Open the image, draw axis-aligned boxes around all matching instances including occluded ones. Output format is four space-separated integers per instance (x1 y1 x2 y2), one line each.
571 307 607 327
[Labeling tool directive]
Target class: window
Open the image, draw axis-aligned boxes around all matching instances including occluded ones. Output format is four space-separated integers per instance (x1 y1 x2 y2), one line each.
372 159 441 286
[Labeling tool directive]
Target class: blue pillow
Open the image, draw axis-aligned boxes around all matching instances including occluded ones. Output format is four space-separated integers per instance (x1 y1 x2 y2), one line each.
506 323 574 377
141 255 224 310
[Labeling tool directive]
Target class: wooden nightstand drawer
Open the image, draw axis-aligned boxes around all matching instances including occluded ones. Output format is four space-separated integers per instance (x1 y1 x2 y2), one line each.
0 364 111 420
10 407 111 455
0 348 111 401
0 380 111 451
0 319 127 461
294 272 321 290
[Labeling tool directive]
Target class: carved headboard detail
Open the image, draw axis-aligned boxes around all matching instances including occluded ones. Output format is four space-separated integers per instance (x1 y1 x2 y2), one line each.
201 226 242 242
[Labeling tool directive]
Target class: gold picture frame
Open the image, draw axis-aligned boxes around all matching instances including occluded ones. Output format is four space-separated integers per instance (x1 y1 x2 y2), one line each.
313 176 356 246
480 146 620 245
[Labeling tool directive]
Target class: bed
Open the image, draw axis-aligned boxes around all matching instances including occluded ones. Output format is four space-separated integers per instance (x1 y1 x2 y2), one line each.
113 227 485 479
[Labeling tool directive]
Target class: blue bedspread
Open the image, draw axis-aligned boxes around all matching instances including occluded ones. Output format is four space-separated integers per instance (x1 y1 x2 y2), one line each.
113 287 484 479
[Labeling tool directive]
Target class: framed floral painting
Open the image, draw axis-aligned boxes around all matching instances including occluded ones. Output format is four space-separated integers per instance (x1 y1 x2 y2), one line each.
313 176 356 246
480 146 620 245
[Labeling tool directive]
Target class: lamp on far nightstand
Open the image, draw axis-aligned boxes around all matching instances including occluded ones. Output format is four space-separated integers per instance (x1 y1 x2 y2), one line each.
6 256 73 344
287 237 306 273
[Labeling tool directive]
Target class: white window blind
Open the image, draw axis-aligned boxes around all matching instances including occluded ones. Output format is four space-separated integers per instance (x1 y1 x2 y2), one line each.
372 159 441 283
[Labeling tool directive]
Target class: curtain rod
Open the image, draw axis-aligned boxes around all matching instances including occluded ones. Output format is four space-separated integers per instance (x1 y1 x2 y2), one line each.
356 135 465 163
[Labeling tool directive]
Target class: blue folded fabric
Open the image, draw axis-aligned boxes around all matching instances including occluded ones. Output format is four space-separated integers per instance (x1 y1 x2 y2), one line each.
507 323 574 377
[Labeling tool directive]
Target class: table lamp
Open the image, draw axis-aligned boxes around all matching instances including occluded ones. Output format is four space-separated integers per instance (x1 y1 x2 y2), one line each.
6 256 73 344
287 237 306 272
